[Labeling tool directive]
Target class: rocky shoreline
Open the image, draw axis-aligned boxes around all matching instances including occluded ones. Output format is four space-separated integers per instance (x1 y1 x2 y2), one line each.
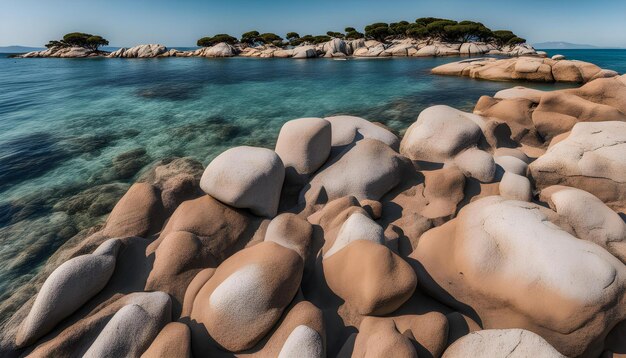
17 39 538 59
0 71 625 357
432 55 619 83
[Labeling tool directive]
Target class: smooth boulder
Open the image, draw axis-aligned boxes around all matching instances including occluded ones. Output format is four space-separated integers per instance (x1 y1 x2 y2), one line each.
200 146 285 217
442 329 565 358
16 239 121 347
275 118 331 181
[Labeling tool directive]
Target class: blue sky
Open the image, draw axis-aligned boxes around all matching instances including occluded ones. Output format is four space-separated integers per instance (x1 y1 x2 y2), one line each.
1 0 625 47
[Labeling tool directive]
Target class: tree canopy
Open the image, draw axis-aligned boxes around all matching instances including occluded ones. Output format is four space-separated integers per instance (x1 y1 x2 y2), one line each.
364 23 391 41
45 32 109 51
197 34 238 47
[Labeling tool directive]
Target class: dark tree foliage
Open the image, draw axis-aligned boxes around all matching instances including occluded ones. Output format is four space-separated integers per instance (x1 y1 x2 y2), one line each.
260 33 284 46
241 31 261 45
197 34 238 47
326 31 345 39
415 17 448 26
425 20 458 41
46 32 109 51
492 30 517 46
389 21 410 37
286 32 300 40
345 30 365 39
406 23 428 39
443 21 493 42
364 22 391 41
345 27 356 33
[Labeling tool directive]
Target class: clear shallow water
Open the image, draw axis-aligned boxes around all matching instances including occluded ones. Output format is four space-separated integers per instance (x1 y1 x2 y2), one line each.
0 50 622 305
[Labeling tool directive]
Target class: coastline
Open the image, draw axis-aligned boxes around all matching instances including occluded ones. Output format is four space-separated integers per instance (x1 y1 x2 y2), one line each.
15 39 539 59
1 72 625 357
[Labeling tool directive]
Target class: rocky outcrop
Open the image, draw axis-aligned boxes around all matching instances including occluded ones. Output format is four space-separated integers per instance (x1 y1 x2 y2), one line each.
432 56 618 83
3 77 626 358
530 121 626 207
108 44 168 58
412 196 626 357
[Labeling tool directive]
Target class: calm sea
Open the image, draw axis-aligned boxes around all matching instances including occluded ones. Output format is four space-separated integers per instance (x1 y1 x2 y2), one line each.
0 49 623 307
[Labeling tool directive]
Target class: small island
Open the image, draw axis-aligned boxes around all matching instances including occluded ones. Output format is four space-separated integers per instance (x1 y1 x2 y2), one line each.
18 17 538 59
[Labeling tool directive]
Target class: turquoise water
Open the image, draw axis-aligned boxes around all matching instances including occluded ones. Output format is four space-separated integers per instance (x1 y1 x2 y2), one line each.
0 50 623 306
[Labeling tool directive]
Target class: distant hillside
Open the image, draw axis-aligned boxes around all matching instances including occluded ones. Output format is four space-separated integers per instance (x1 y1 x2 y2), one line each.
0 46 45 53
534 41 615 49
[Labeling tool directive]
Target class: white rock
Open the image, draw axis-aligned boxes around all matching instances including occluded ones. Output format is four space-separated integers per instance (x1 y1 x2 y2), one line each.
442 329 565 358
400 105 483 162
200 146 285 217
552 54 566 60
454 148 496 183
275 118 331 181
499 172 533 201
541 186 626 262
84 292 171 358
16 239 122 347
301 139 406 206
495 155 528 176
203 42 237 57
278 325 325 358
324 212 385 258
324 115 399 151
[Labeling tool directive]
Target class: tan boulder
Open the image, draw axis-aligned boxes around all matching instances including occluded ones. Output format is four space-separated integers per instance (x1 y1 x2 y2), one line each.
323 240 416 316
412 196 626 357
141 322 191 358
102 183 165 238
352 317 417 357
529 121 626 207
190 242 303 352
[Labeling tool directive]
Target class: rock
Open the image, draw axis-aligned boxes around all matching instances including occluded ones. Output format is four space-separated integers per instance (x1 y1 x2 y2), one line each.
460 43 488 55
324 115 399 151
278 325 325 358
529 121 626 207
275 118 331 181
499 172 532 201
324 211 385 258
400 105 483 163
102 183 165 238
293 46 317 59
203 42 237 57
494 86 545 103
324 240 416 315
432 57 612 83
265 213 313 261
59 47 93 58
415 45 437 57
531 77 626 140
189 242 303 352
442 329 565 358
146 194 265 308
352 317 417 357
552 54 565 60
84 292 171 358
540 186 626 262
141 322 191 358
15 239 121 347
453 148 496 183
200 146 285 217
495 155 528 176
301 139 407 207
115 44 167 58
323 38 348 57
138 157 204 213
412 196 626 357
420 166 466 220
